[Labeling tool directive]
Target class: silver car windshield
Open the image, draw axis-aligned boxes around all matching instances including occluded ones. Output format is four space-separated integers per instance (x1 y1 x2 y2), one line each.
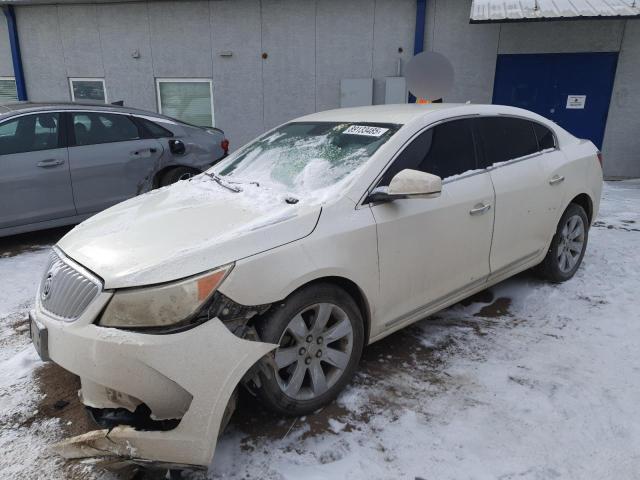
210 122 400 196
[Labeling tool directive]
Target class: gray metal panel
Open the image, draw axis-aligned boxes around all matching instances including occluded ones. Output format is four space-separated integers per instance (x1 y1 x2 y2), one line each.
384 77 407 104
210 0 264 149
429 0 500 104
602 20 640 178
148 0 213 78
498 19 625 53
315 0 375 112
96 2 156 111
471 0 640 22
340 78 373 107
58 4 104 78
15 5 68 101
371 0 415 104
261 0 316 130
0 19 13 77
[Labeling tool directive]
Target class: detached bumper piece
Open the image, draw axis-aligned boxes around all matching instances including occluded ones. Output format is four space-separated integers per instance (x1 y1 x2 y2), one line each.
34 305 277 470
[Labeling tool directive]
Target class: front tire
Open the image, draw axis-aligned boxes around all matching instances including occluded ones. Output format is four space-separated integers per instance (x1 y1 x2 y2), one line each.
254 284 364 416
537 203 589 283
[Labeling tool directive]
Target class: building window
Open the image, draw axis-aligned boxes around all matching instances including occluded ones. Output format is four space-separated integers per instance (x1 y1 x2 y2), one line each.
69 78 107 103
0 77 18 103
156 79 214 127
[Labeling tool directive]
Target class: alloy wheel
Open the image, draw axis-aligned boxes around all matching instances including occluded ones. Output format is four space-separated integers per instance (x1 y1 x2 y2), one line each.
556 214 585 273
274 303 353 401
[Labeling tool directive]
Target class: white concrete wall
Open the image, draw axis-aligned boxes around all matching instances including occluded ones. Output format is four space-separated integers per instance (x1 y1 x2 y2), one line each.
4 0 640 176
0 18 13 77
601 21 640 178
12 0 417 148
426 0 500 104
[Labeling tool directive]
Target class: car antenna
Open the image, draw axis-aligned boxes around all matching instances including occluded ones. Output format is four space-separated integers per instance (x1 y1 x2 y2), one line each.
111 100 124 106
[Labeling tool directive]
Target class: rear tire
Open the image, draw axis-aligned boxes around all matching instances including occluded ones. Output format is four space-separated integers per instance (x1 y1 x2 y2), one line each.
254 284 364 416
537 203 589 283
159 167 200 187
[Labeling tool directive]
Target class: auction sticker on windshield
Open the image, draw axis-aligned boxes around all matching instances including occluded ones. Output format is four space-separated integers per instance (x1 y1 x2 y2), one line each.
344 125 389 137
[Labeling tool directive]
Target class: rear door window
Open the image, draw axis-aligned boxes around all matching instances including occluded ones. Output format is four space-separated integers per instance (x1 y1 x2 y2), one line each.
476 117 538 167
72 112 140 146
0 113 61 155
379 118 477 185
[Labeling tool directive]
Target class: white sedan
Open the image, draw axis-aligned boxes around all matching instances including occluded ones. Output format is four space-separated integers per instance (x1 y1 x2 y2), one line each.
30 104 602 470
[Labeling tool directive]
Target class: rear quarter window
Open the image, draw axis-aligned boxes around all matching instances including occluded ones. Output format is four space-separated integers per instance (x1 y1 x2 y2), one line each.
533 123 556 150
136 117 173 138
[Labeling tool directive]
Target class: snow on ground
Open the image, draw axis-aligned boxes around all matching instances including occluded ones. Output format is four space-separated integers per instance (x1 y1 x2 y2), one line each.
0 181 639 479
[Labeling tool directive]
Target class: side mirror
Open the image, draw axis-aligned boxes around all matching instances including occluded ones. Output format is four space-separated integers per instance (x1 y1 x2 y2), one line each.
169 139 186 155
367 169 442 203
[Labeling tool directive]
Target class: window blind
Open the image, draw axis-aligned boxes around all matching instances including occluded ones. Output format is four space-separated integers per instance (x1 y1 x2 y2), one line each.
158 81 213 127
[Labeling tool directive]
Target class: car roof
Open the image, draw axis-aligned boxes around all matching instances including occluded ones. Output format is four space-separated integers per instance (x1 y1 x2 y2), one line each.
0 101 174 121
295 103 468 125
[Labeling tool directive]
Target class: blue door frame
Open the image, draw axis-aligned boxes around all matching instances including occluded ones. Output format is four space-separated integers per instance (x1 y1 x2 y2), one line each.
493 52 618 149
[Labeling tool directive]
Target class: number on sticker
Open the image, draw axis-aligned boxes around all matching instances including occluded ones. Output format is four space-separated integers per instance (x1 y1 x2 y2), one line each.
343 125 389 137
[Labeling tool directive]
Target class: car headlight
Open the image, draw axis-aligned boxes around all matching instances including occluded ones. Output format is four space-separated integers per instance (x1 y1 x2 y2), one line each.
99 264 234 329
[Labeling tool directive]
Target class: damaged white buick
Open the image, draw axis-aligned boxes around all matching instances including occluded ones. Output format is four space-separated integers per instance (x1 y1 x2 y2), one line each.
30 104 603 470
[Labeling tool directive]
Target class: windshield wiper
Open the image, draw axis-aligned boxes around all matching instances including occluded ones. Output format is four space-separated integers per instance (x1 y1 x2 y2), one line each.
204 172 243 193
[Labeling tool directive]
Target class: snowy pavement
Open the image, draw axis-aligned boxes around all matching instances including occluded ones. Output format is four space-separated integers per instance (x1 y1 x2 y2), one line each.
0 181 639 479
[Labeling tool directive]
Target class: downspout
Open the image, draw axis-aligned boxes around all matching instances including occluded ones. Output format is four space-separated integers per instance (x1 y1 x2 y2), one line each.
2 5 27 100
409 0 427 103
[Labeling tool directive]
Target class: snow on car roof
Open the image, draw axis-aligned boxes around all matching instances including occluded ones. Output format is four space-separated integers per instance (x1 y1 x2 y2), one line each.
295 103 467 125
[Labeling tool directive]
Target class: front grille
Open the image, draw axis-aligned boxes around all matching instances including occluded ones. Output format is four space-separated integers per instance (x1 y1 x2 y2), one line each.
39 248 101 321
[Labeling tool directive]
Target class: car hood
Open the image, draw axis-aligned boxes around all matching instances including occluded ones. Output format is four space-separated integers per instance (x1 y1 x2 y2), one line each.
58 178 322 289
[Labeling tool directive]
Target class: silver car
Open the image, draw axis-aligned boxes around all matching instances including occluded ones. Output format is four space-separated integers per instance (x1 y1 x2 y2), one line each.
0 102 228 237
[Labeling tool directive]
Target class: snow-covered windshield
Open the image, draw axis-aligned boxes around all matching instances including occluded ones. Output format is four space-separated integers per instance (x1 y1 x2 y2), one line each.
210 122 400 197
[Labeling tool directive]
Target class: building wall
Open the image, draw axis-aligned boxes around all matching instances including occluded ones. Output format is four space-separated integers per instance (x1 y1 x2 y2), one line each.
10 0 416 148
1 0 639 177
601 21 640 178
424 0 638 178
0 18 12 77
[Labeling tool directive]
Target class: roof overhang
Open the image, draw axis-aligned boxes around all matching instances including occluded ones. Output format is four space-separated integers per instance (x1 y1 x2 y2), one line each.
470 0 640 23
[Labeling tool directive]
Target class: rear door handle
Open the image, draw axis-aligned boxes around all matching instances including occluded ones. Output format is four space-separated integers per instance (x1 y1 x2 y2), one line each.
470 203 491 216
549 175 565 185
37 159 64 168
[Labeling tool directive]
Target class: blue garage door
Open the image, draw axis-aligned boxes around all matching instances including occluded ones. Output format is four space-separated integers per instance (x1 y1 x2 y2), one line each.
493 52 618 149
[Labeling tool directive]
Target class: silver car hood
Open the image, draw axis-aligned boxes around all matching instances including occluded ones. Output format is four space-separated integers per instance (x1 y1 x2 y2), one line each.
58 178 321 289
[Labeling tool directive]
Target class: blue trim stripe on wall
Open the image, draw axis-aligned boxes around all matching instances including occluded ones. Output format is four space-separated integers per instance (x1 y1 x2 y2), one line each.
2 5 27 101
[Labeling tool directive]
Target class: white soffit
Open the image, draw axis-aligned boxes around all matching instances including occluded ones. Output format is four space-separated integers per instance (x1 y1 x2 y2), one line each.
470 0 640 23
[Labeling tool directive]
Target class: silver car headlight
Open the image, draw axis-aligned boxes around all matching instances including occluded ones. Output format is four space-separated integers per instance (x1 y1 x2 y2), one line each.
99 264 234 329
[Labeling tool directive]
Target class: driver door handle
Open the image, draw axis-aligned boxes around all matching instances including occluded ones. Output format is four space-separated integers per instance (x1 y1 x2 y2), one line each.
470 203 491 216
549 175 565 185
37 158 64 168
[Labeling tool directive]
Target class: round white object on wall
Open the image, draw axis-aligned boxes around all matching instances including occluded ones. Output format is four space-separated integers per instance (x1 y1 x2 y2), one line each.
405 51 454 101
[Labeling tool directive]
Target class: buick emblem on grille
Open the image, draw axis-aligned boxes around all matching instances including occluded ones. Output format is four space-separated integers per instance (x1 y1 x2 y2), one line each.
41 272 54 301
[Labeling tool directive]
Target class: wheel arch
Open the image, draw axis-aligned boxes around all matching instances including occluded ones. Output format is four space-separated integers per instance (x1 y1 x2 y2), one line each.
152 165 201 188
569 193 593 224
282 276 372 346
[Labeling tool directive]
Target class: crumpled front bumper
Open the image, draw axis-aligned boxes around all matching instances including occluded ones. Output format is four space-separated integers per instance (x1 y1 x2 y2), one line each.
32 292 276 468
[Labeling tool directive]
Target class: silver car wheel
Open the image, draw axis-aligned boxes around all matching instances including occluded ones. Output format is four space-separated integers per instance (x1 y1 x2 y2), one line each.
274 303 353 401
556 214 585 273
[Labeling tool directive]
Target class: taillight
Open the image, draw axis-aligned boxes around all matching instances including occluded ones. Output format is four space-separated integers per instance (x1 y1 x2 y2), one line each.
597 151 603 168
220 138 229 156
